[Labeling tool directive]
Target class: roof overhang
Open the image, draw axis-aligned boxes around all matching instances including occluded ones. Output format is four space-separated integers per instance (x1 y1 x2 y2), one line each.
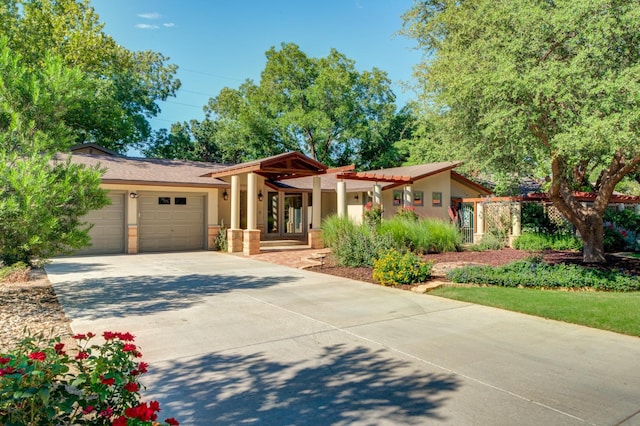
336 171 413 184
202 151 327 181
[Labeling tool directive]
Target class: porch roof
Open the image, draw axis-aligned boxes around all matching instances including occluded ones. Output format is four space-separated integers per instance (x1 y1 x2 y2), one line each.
202 151 327 181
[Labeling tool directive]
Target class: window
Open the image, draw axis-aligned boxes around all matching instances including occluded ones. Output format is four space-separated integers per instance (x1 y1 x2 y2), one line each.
393 190 402 206
413 191 424 207
432 192 442 207
175 197 187 205
158 197 171 205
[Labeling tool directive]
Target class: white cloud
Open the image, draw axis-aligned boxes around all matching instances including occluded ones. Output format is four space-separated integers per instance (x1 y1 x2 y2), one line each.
135 23 159 30
163 22 175 28
138 12 161 20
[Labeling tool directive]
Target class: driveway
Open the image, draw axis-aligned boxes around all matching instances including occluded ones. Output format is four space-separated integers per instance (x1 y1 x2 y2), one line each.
46 252 640 425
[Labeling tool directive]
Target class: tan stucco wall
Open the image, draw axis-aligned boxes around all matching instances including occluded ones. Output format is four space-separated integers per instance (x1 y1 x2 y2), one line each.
380 171 451 221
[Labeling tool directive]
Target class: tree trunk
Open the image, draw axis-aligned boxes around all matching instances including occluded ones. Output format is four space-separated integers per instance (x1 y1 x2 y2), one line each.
579 213 606 263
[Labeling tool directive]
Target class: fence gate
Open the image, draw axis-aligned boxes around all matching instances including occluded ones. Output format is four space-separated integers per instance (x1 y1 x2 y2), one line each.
459 203 475 244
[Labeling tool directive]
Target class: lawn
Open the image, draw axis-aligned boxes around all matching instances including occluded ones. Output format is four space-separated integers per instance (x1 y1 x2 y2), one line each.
430 286 640 337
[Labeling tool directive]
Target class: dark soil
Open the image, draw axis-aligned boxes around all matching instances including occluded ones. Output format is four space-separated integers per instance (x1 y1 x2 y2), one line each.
306 249 640 285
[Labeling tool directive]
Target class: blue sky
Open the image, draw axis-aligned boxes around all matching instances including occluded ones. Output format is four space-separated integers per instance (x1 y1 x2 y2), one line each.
91 0 422 132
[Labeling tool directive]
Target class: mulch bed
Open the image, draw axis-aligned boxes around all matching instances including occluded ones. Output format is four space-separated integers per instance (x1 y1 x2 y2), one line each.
306 249 640 286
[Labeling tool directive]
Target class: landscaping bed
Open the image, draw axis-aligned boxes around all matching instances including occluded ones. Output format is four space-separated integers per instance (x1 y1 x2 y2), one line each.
306 249 640 285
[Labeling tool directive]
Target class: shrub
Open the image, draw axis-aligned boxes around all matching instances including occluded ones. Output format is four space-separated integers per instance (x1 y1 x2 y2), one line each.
379 217 461 254
363 203 384 227
0 331 179 425
604 227 627 253
0 262 30 283
446 257 640 292
394 206 419 221
373 249 433 286
466 233 505 252
513 232 583 251
213 226 228 251
322 215 394 267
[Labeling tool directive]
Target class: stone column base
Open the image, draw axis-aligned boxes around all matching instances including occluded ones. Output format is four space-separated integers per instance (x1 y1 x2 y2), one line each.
508 234 520 248
227 229 243 253
207 225 222 250
243 229 261 255
472 233 484 245
127 225 138 254
308 228 324 249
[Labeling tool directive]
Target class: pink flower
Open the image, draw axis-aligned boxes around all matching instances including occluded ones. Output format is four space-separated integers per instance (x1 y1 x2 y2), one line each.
99 406 114 418
28 351 46 361
124 382 140 392
75 351 89 360
82 405 94 414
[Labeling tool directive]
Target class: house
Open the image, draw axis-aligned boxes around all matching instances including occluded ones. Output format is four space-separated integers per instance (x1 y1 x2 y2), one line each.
67 145 491 256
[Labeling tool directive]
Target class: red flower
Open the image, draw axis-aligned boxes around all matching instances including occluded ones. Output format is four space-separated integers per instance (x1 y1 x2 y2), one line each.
124 382 140 392
75 351 89 360
103 331 118 340
100 375 115 386
112 416 127 426
28 351 46 361
72 333 87 340
122 343 137 352
124 402 158 421
82 405 95 414
117 332 135 342
138 362 148 373
0 357 10 364
99 406 114 418
54 343 65 354
87 332 96 338
165 418 180 425
149 400 160 412
0 366 16 376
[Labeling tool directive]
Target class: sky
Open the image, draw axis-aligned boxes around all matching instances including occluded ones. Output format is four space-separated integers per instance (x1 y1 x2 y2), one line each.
90 0 423 134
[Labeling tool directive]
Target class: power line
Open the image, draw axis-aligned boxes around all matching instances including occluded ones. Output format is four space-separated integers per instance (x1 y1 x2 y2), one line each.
180 68 244 82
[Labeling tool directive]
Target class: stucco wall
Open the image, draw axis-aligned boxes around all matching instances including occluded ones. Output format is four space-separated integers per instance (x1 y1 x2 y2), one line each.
382 171 451 221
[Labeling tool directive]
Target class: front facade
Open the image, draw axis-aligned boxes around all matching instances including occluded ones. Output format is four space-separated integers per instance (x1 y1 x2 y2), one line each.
69 146 491 256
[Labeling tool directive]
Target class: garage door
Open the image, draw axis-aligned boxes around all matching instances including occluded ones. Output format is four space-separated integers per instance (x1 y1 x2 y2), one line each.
139 193 205 252
77 192 125 255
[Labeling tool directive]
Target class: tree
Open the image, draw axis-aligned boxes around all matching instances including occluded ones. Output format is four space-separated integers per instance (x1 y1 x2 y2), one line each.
0 40 109 265
146 43 399 167
0 0 180 152
402 0 640 263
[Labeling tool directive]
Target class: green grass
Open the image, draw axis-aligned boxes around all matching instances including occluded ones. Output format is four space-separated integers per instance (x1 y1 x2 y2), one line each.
430 286 640 337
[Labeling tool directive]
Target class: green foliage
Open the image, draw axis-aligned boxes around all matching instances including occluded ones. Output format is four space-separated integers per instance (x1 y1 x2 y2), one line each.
513 232 583 251
153 43 399 167
0 152 109 266
603 227 627 253
402 0 640 261
363 204 384 227
466 233 505 252
0 0 180 152
213 226 228 252
446 257 640 292
373 249 433 286
379 216 462 254
0 331 179 425
394 206 419 221
0 262 29 282
321 215 394 267
521 203 558 235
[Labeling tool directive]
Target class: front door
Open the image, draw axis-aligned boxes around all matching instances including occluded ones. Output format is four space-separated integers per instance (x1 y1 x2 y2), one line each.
267 191 307 239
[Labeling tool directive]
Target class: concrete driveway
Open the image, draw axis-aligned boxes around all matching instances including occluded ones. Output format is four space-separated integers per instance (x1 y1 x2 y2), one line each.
46 251 640 425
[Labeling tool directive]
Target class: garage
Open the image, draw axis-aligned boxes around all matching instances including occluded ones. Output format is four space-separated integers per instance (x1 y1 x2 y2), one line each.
77 192 125 255
139 192 205 252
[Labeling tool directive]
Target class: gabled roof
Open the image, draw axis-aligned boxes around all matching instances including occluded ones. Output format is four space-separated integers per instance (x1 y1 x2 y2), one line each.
451 171 492 195
202 151 327 181
70 143 122 157
62 153 229 188
281 161 465 192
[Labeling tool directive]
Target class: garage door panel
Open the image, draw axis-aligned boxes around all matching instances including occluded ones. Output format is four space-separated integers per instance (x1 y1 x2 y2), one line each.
139 193 204 252
77 193 125 255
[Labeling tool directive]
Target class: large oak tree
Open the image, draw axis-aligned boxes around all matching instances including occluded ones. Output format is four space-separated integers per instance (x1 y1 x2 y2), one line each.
402 0 640 262
0 0 180 152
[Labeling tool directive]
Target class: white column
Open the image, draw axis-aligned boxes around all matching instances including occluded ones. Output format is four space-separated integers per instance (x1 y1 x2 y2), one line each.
247 172 257 229
230 174 240 229
511 202 522 237
403 185 413 207
373 184 382 207
337 181 347 218
476 203 485 236
312 176 322 229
